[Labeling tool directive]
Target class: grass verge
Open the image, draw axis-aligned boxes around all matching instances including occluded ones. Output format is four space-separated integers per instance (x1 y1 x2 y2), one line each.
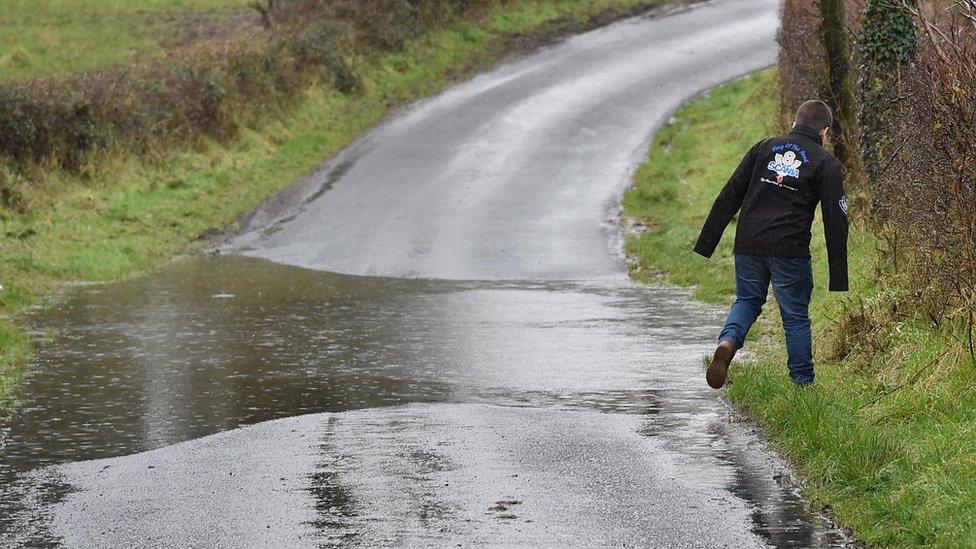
0 0 250 82
0 0 681 403
623 69 976 547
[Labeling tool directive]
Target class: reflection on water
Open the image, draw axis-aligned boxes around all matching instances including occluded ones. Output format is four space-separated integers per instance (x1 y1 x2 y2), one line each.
1 255 715 471
308 416 359 545
0 255 847 546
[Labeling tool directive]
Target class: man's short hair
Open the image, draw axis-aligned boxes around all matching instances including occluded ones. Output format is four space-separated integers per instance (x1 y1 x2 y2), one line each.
794 100 833 132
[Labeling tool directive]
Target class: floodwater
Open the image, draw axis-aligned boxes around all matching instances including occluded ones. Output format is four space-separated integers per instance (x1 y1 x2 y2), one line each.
2 255 724 469
0 256 849 546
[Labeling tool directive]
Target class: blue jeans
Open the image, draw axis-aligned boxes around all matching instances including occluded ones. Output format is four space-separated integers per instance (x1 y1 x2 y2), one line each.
718 254 815 385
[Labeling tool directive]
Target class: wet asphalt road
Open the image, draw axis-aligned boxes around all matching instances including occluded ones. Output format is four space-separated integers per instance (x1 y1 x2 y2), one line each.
1 1 852 547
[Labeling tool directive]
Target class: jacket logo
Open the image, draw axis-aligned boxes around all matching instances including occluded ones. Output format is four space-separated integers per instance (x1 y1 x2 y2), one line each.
767 150 803 182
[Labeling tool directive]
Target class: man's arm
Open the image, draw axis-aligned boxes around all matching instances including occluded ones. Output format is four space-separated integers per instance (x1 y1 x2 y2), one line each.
819 158 849 291
693 140 764 258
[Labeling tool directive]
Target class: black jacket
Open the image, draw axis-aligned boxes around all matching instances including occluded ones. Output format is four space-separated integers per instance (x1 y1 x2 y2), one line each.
693 125 849 291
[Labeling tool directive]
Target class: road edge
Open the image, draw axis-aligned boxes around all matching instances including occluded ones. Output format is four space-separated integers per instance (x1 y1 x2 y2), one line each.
620 69 865 546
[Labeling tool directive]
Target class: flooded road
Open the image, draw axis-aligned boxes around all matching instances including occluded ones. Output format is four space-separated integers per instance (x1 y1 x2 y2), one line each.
1 0 851 546
2 257 847 547
4 256 722 469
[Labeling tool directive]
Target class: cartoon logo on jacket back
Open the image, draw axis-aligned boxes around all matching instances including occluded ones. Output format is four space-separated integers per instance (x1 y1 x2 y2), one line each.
767 151 802 184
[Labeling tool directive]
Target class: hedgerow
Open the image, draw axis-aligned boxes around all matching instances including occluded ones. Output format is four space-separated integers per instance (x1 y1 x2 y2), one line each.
0 0 497 199
777 0 976 364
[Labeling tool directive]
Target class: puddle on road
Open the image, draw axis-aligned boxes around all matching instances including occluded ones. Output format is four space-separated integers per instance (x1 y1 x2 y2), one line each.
0 255 848 546
0 255 716 470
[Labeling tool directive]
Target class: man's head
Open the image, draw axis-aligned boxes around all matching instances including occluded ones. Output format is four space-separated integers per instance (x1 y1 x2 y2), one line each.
794 100 832 142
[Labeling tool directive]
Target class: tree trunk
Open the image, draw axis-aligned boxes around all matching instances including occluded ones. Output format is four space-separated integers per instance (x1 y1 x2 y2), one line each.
818 0 857 171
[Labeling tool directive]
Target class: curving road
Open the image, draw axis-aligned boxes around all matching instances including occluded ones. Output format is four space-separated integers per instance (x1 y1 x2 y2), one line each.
230 0 778 280
1 1 853 547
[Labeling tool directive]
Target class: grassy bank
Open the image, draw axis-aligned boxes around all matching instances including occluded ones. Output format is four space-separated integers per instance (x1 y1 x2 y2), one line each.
0 0 680 401
623 69 976 546
0 0 251 82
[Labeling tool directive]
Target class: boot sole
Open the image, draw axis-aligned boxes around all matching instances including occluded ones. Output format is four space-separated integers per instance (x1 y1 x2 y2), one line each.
706 345 734 389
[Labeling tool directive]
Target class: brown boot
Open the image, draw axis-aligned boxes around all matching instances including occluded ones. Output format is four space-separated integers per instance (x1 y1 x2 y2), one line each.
706 341 736 389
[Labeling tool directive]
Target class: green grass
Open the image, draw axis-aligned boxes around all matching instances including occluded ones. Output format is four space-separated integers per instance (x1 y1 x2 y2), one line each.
0 0 676 400
0 0 252 81
0 0 665 82
624 68 976 547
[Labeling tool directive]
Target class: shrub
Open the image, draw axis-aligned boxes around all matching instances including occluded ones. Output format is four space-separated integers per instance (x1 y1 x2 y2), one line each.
877 9 976 332
294 21 360 93
779 0 976 355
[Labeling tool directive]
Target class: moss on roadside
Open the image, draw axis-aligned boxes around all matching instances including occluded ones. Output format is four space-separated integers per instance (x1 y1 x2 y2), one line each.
624 68 976 547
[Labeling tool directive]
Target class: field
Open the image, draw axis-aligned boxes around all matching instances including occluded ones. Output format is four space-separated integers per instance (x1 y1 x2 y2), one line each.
0 0 255 81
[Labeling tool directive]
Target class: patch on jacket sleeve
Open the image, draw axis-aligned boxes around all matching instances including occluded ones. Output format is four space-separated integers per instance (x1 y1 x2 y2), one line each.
839 196 848 215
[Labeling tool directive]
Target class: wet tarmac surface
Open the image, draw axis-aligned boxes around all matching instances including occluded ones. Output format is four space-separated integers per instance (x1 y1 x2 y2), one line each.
2 257 849 547
0 0 853 546
3 256 724 470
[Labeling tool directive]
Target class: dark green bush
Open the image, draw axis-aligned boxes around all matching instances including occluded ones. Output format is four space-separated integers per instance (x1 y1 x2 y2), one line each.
294 21 360 93
857 1 915 192
337 0 425 51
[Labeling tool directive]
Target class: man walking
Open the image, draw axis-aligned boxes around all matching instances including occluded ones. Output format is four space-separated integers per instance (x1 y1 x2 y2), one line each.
693 100 849 388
